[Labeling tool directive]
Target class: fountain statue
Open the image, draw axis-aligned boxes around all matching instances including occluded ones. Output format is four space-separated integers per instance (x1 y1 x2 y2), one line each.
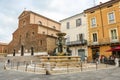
52 32 71 56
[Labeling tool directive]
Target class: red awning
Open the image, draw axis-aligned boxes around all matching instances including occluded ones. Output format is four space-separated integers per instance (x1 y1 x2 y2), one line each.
106 48 114 52
106 45 120 52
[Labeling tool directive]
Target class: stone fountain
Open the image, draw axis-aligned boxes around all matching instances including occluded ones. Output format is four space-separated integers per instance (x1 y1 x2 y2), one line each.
52 32 71 56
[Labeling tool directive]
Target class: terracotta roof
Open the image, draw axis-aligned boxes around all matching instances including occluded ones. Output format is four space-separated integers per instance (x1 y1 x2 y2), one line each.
60 12 84 22
84 0 120 13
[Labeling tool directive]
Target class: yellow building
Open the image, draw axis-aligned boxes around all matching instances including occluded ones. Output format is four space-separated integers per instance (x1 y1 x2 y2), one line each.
85 0 120 61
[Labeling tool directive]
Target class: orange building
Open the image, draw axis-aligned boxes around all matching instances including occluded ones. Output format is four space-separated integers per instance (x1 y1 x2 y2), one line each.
0 42 7 57
85 0 120 61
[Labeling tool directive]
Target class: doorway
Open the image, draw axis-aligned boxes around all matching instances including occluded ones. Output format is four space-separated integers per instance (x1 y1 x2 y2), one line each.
92 47 100 61
21 45 24 56
78 49 85 61
31 47 34 56
13 49 15 56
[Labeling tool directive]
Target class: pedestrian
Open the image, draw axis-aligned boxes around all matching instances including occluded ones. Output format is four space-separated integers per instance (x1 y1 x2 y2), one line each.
84 56 87 64
7 59 10 64
114 57 119 67
4 60 7 70
102 56 105 63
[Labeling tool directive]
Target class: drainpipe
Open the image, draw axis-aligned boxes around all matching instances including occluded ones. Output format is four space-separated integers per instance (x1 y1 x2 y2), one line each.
99 6 104 38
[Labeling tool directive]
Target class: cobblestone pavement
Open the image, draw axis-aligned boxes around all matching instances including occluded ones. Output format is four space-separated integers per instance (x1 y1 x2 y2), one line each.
0 62 120 80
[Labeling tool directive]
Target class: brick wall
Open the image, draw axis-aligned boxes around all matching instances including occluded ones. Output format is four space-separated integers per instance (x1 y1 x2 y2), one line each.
7 11 60 55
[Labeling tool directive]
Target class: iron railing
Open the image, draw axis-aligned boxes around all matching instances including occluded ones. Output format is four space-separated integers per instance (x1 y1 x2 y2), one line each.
88 36 120 46
66 40 87 46
5 61 115 75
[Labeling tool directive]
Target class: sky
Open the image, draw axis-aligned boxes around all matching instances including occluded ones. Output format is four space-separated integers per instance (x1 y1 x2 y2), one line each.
0 0 109 43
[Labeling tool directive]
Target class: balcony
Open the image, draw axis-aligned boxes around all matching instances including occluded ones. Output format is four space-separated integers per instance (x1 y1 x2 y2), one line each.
66 40 87 46
88 36 120 46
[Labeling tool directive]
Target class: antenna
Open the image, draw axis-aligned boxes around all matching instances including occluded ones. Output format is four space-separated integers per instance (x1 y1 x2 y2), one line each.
24 8 26 11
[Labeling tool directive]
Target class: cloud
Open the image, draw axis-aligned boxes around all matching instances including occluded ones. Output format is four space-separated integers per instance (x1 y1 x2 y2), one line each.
0 13 17 43
0 0 110 43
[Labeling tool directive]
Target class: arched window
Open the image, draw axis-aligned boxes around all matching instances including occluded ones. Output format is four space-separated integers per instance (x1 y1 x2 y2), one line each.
43 32 45 34
38 21 42 25
26 32 29 38
32 32 35 35
23 21 26 26
53 26 56 29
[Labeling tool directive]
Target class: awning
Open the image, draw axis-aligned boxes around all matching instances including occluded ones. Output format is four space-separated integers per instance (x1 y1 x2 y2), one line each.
106 45 120 52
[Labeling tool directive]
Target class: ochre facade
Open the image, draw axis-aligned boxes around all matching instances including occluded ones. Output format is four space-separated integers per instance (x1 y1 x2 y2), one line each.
85 0 120 61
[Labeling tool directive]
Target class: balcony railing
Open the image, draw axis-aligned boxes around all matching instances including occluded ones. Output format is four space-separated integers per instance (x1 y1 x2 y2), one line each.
88 36 120 46
66 40 87 46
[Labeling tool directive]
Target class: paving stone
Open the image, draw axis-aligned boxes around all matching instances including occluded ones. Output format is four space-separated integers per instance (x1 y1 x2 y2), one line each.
0 63 120 80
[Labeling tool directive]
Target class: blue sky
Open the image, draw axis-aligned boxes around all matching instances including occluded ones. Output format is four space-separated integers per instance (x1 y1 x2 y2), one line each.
0 0 109 43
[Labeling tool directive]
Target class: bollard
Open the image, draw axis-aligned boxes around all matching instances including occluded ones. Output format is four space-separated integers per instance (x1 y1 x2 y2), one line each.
67 63 69 73
79 62 81 72
46 70 51 75
81 61 83 72
11 61 12 69
45 63 51 75
25 63 28 71
96 61 98 70
17 62 19 70
4 61 7 70
119 59 120 67
34 64 36 72
4 64 6 70
106 61 108 68
13 62 14 69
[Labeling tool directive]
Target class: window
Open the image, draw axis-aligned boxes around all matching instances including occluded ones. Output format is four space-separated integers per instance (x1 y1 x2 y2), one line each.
38 21 42 25
26 32 29 38
77 34 84 41
92 33 97 42
108 12 115 23
43 32 45 34
76 18 82 27
66 22 70 29
23 21 26 27
110 29 117 40
66 36 70 42
53 26 56 29
80 34 84 41
91 17 96 27
32 32 35 35
19 35 21 41
40 40 42 45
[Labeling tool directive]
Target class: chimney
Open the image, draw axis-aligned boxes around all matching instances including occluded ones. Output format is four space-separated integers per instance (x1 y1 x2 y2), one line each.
99 2 102 5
